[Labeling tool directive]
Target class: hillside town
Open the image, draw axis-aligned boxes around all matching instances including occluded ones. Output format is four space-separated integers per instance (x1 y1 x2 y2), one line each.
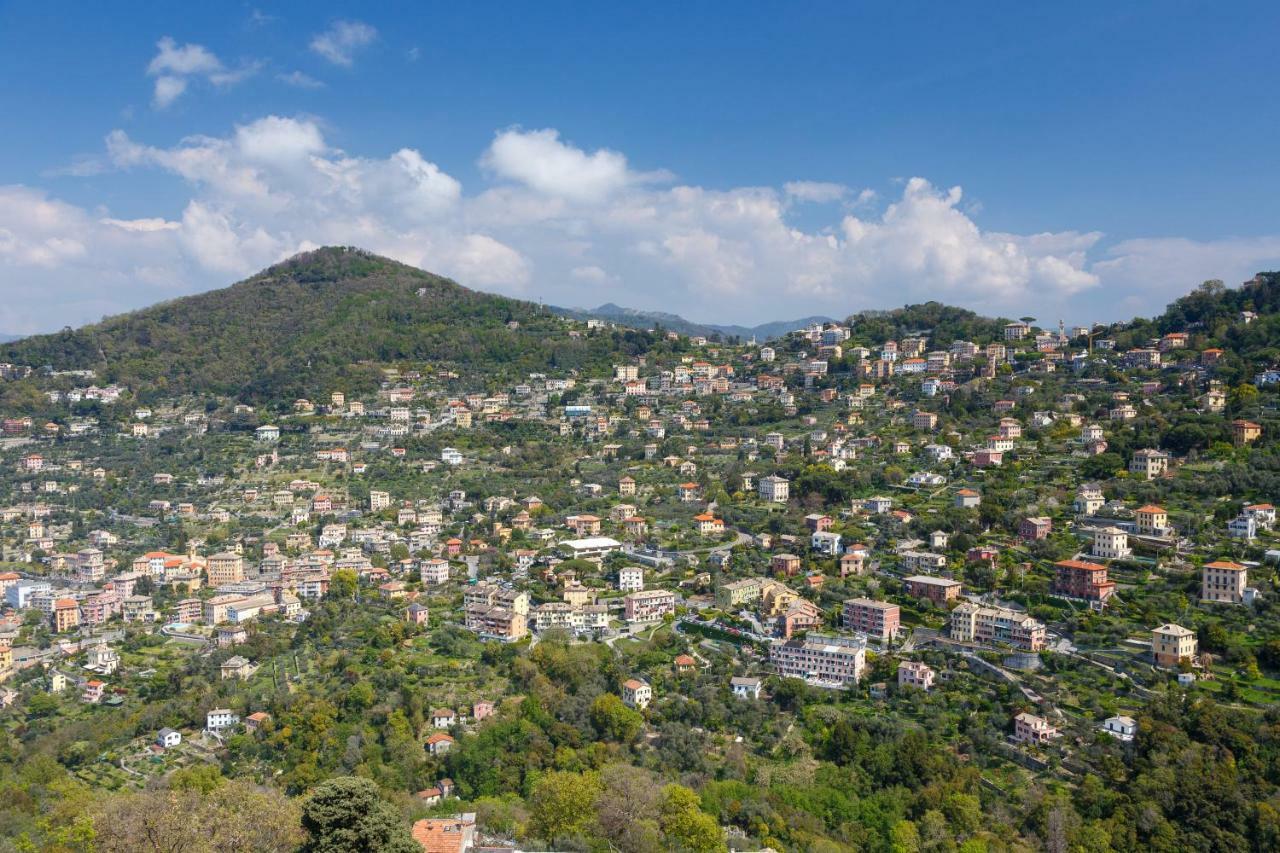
1 268 1279 852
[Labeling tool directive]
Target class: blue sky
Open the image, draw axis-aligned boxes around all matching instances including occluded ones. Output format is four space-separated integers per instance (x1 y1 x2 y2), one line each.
2 1 1279 334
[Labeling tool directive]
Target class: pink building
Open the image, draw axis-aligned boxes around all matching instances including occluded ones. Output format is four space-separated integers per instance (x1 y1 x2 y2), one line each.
842 598 900 641
1018 517 1052 541
898 660 935 690
624 589 676 622
1014 712 1057 745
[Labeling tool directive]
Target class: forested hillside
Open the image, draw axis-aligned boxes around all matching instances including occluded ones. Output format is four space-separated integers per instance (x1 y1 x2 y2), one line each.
845 302 1013 347
0 248 658 405
1101 273 1280 384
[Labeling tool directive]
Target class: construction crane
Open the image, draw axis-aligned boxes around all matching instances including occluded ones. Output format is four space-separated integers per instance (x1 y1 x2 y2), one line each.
1086 322 1106 354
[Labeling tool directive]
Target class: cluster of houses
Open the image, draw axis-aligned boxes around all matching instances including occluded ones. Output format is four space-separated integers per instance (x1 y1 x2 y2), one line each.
1 286 1277 788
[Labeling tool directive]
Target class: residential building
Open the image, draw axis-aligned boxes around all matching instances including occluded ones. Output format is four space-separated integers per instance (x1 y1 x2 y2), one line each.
559 537 623 559
729 676 762 700
206 709 239 731
1018 517 1052 541
1014 712 1058 745
406 603 430 625
420 559 450 585
220 656 256 680
1075 484 1105 515
1053 559 1116 602
468 604 527 641
1129 449 1169 480
1202 560 1247 604
1228 514 1257 540
904 575 961 605
901 551 947 573
226 592 277 623
898 660 935 690
811 530 842 555
1092 526 1132 560
623 589 676 623
1103 715 1137 742
1135 504 1170 537
772 553 802 576
716 577 764 609
201 594 246 626
694 513 724 536
950 602 1046 650
1244 503 1276 528
52 598 80 633
411 815 475 853
771 633 867 688
82 680 106 704
758 475 790 503
838 549 869 577
842 598 900 641
618 566 644 592
1152 623 1197 668
1232 419 1262 446
424 733 454 756
621 678 651 710
207 552 245 586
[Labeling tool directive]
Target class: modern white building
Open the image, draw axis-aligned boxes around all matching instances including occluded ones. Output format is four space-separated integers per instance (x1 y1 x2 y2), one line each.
617 566 644 592
206 709 239 731
1102 715 1136 742
730 676 762 699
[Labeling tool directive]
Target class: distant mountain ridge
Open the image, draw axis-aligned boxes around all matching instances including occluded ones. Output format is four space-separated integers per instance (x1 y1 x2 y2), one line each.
551 302 835 341
6 244 1275 410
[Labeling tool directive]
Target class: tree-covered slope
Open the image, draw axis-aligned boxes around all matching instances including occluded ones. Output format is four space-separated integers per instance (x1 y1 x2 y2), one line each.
551 301 834 341
845 300 1014 346
1095 271 1280 383
1 247 654 403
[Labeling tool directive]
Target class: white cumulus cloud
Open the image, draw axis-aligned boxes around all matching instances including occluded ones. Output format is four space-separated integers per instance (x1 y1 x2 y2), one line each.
278 71 324 89
482 128 670 203
5 117 1280 333
784 181 850 204
310 20 377 67
146 36 260 108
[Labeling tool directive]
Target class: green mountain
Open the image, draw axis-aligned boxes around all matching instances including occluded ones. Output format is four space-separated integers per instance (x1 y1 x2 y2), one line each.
0 247 659 405
844 301 1015 346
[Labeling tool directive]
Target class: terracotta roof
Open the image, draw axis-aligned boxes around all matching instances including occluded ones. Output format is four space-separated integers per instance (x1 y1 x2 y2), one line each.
411 818 470 853
1055 559 1107 571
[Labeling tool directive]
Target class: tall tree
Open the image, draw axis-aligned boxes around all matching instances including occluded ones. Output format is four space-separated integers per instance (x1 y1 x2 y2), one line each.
299 777 418 853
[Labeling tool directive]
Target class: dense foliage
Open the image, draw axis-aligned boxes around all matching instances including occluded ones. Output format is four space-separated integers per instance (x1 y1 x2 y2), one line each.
1 247 658 406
